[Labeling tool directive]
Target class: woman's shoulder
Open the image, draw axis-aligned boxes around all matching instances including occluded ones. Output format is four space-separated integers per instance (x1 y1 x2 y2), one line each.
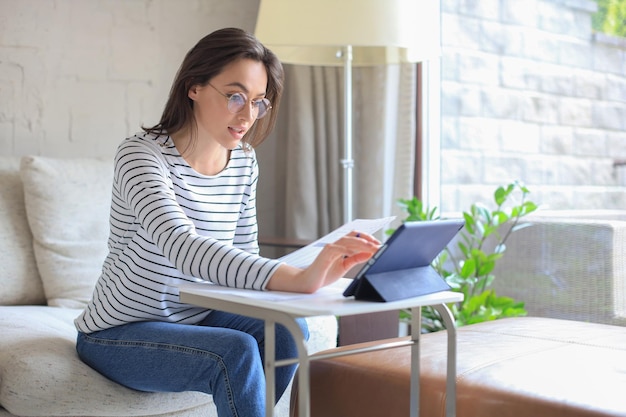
118 131 169 150
230 144 258 167
113 132 174 172
115 132 176 160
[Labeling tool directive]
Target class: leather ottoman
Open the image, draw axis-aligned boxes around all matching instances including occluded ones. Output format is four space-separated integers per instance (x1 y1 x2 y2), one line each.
291 317 626 417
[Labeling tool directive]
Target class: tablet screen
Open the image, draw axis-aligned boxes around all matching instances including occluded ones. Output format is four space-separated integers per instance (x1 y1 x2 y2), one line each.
343 219 464 297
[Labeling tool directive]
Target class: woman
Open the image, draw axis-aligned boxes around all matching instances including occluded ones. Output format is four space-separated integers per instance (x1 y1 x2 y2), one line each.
74 27 379 417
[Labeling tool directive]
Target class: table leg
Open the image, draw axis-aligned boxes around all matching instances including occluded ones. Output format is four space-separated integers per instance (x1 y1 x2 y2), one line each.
410 306 422 417
263 313 310 417
433 303 457 417
296 347 311 417
279 318 310 417
265 319 276 417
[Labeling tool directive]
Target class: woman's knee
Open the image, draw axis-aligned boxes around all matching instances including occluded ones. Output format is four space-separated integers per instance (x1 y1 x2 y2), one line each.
274 318 308 358
297 318 310 341
221 331 261 363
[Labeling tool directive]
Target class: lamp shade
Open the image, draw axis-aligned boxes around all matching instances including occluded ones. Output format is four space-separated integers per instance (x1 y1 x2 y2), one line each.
255 0 440 66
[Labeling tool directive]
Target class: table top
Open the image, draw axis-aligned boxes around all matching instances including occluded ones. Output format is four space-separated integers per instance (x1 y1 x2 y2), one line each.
179 278 463 318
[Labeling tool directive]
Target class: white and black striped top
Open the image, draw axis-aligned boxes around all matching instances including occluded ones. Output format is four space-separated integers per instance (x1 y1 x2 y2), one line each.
75 132 282 333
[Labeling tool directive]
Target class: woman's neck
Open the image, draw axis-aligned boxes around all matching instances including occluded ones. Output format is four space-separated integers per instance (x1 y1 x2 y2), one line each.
171 131 230 176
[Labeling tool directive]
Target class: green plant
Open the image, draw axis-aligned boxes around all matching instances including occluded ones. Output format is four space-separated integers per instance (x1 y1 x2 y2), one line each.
396 181 539 333
593 0 626 37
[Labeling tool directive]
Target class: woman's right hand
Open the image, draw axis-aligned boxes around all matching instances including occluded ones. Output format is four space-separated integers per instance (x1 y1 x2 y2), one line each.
266 231 380 294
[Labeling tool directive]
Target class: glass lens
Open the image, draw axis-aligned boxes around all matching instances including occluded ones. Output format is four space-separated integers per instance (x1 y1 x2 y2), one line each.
227 93 271 119
255 99 271 119
227 93 246 113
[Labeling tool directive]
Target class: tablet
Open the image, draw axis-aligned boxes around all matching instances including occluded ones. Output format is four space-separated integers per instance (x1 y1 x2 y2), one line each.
343 219 465 300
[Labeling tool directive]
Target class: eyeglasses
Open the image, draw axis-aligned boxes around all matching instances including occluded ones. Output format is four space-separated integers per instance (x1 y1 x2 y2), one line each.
207 83 272 119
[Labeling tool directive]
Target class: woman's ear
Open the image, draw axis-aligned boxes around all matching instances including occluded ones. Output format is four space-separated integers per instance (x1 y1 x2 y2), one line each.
188 85 199 101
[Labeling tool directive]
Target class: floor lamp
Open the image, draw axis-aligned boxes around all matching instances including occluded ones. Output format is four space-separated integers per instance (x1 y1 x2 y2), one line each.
255 0 440 224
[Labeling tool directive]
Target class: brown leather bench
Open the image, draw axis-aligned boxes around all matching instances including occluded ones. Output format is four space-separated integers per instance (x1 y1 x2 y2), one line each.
291 317 626 417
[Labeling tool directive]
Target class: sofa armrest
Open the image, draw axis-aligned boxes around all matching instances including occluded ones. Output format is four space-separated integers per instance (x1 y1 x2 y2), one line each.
492 210 626 326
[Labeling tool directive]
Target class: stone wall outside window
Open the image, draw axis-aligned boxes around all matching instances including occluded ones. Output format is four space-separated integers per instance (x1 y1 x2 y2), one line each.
440 0 626 212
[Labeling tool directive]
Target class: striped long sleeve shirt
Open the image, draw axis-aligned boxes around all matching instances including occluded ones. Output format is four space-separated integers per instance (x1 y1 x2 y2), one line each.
75 132 282 333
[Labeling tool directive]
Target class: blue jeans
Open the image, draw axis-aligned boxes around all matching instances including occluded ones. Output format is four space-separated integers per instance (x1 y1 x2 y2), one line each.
76 311 309 417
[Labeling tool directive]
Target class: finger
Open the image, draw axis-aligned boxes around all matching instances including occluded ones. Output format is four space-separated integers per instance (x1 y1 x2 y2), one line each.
316 242 355 266
341 252 373 268
317 240 378 273
310 244 375 288
348 231 381 245
323 245 377 272
332 237 380 256
317 243 370 271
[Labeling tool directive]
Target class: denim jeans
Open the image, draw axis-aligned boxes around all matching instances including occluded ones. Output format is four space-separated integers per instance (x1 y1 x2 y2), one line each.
76 311 309 417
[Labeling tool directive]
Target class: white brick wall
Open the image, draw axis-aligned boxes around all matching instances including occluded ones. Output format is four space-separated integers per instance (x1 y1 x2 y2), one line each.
440 0 626 212
2 0 624 214
0 0 260 159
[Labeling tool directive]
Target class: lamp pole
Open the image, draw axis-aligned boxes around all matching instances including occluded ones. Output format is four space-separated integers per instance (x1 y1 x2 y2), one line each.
340 45 354 223
255 0 442 226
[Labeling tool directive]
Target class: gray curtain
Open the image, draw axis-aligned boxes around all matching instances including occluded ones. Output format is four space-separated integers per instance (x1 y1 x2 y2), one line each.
256 63 417 244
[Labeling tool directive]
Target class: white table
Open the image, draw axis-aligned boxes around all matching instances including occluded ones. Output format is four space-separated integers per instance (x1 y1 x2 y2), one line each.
179 278 463 417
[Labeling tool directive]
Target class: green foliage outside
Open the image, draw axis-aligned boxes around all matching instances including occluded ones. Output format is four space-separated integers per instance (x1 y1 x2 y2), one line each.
395 181 539 333
593 0 626 37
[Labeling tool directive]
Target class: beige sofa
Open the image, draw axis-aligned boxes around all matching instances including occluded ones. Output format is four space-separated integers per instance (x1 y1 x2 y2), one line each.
0 156 338 417
493 210 626 326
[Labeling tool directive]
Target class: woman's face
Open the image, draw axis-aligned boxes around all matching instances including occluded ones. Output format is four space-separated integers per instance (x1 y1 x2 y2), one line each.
188 58 268 150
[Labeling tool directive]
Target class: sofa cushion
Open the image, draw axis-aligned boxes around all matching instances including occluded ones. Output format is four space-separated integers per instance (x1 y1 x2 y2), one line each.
0 157 45 306
0 306 213 416
0 305 337 417
20 156 113 308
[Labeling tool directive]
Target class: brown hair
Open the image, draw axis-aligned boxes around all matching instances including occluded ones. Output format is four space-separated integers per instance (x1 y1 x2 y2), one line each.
143 27 284 149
